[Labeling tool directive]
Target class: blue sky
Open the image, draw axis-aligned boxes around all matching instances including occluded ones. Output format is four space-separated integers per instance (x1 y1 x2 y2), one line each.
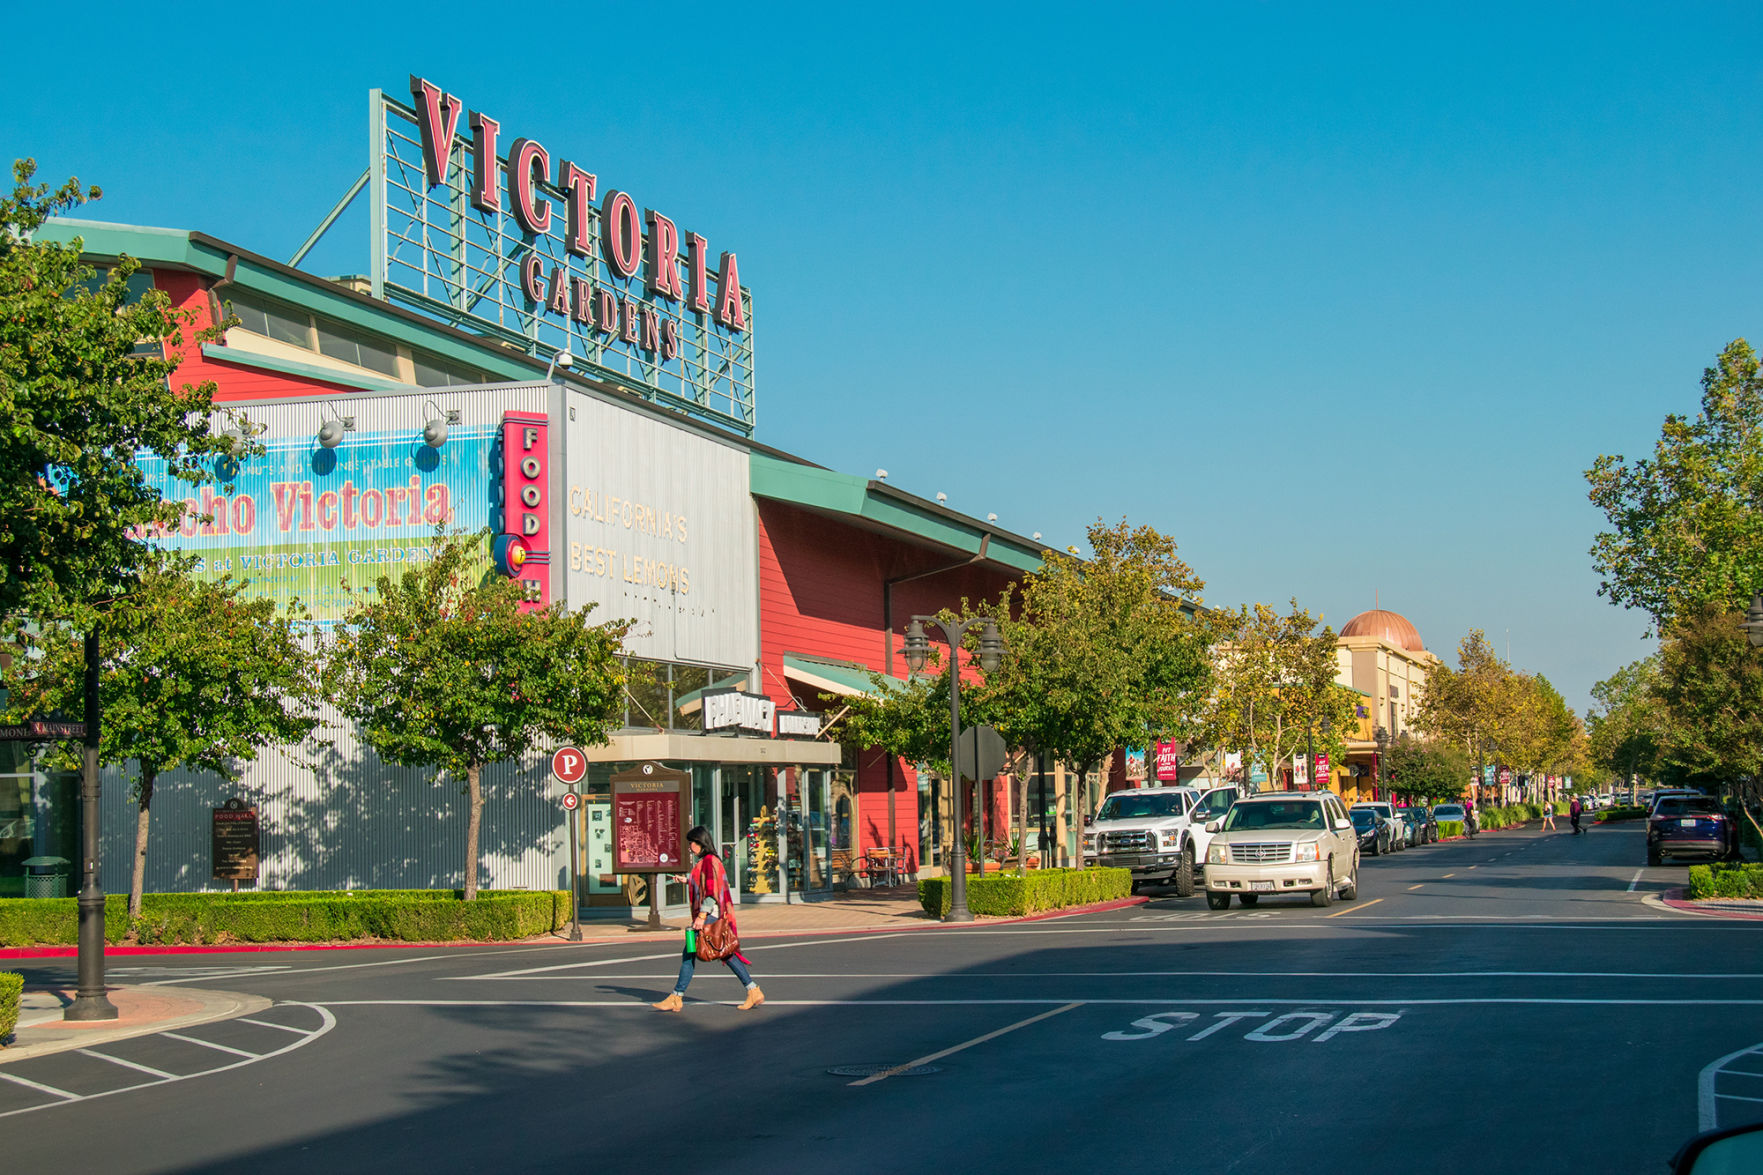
8 2 1762 713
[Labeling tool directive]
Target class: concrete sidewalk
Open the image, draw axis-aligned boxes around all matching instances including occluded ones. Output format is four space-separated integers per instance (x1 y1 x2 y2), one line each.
574 885 933 941
2 984 270 1064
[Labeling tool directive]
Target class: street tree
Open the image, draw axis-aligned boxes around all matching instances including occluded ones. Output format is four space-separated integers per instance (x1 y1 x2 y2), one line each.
1587 339 1763 635
1 556 323 918
327 530 630 900
1 160 235 628
980 519 1214 870
1649 604 1763 798
1587 656 1664 793
1196 601 1358 791
1414 629 1521 789
1383 735 1472 805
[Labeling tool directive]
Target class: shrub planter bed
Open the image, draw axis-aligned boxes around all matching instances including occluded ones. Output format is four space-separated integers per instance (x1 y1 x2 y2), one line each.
0 890 571 947
0 971 19 1045
918 867 1132 918
1596 806 1648 823
1687 864 1763 900
1437 820 1465 839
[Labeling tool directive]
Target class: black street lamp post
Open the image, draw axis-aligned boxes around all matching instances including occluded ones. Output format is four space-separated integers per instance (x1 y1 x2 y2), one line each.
902 614 1004 923
1373 725 1391 802
66 631 116 1021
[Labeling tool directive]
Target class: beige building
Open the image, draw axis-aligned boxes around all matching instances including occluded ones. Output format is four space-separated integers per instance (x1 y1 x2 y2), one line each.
1329 609 1442 803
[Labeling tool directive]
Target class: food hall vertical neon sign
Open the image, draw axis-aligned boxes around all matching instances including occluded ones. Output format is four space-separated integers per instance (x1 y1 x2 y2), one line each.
497 412 550 609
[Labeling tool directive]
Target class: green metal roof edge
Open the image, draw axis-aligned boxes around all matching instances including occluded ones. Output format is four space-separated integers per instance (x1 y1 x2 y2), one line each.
41 219 541 382
781 653 908 696
750 453 1043 573
198 343 414 392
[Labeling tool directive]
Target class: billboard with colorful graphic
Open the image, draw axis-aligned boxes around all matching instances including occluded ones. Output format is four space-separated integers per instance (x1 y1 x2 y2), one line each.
135 427 498 622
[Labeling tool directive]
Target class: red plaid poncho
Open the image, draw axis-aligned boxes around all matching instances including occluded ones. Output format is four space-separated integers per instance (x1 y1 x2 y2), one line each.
689 852 748 963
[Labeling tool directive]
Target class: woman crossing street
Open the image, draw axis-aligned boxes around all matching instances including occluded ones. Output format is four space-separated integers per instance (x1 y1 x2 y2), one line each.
653 826 764 1013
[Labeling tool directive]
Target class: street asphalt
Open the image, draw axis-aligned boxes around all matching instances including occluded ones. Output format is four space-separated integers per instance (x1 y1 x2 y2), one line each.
4 821 1760 1174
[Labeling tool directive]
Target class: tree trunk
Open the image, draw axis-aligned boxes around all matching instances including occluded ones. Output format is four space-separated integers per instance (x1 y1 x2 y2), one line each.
129 765 155 922
1015 768 1028 874
1074 760 1090 871
464 762 483 901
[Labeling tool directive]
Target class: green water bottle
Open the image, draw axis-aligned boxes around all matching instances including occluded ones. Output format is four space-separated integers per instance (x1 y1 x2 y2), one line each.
685 927 696 952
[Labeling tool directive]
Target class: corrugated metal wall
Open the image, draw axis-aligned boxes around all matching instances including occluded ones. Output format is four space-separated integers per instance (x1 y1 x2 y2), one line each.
97 383 570 893
98 699 571 894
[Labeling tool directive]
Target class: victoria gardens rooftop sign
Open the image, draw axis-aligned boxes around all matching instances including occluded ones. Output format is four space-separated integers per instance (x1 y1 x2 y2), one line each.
371 77 757 433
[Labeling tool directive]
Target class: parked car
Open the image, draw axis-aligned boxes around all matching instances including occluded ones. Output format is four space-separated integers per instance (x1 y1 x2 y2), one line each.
1204 791 1360 909
1352 802 1407 851
1647 794 1738 865
1089 785 1241 897
1647 789 1701 819
1349 806 1392 856
1398 805 1438 845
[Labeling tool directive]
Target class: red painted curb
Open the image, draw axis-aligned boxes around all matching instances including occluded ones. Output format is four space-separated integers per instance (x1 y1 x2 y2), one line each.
1660 886 1763 921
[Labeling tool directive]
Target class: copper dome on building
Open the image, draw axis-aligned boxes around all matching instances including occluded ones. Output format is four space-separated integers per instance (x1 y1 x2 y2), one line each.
1340 609 1425 652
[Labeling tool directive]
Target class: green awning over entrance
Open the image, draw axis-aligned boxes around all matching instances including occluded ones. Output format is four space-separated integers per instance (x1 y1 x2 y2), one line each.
782 654 908 699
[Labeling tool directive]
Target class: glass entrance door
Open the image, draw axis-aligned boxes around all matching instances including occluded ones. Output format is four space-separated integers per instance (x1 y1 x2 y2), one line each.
721 766 781 899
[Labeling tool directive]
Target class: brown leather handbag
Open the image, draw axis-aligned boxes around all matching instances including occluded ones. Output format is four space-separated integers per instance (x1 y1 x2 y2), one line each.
696 916 738 962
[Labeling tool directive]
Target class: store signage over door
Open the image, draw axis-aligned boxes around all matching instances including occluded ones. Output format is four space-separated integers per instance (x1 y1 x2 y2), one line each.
776 711 821 738
371 78 757 434
703 689 776 736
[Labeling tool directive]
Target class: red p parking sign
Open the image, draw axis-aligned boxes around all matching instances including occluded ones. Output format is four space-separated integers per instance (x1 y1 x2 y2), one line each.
551 746 587 785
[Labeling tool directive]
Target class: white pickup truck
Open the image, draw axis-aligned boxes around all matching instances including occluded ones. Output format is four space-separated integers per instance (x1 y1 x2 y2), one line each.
1087 785 1242 897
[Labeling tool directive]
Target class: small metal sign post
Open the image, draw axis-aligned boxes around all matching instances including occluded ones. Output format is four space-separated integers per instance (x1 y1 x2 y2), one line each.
609 762 690 931
551 747 587 942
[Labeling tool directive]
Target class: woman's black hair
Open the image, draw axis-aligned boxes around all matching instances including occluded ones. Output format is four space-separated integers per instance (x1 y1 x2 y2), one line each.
686 825 718 858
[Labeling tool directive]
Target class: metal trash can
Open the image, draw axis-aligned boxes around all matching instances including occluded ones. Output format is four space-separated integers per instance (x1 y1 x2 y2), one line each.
22 856 70 899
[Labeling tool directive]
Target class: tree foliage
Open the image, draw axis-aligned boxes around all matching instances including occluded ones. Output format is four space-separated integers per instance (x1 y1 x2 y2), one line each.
1 556 324 916
1587 656 1663 786
0 160 235 627
1193 600 1357 788
1587 339 1763 635
1649 605 1763 793
979 519 1214 867
326 530 630 899
1383 735 1472 805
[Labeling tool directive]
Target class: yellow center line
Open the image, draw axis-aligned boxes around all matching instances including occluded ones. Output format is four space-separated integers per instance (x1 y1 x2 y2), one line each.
1442 873 1455 878
1326 897 1383 917
1407 884 1424 890
1467 865 1478 870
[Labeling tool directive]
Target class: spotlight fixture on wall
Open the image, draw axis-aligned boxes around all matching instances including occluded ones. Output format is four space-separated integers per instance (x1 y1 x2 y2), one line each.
1033 532 1042 541
422 399 460 449
987 513 997 522
875 469 888 481
935 492 947 503
317 403 354 449
545 349 575 381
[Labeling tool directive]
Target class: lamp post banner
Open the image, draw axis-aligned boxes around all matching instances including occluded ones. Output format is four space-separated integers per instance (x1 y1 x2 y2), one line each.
133 428 497 622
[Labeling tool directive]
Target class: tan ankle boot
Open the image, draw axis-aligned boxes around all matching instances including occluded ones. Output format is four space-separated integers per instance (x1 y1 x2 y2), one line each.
738 986 765 1011
652 992 683 1012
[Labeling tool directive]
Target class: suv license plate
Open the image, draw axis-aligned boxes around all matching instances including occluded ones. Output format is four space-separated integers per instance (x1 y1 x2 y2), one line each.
1250 880 1275 892
1681 818 1697 827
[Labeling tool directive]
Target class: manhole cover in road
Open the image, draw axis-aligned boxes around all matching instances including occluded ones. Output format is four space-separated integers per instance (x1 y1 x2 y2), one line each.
826 1063 942 1077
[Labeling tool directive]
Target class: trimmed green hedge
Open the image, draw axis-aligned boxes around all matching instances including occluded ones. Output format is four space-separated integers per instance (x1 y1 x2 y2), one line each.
1596 806 1647 823
918 867 1132 918
1687 864 1763 900
0 890 571 947
1437 820 1465 839
0 971 20 1045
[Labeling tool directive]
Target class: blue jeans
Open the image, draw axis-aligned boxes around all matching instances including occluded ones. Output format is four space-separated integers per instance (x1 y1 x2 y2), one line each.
673 937 754 994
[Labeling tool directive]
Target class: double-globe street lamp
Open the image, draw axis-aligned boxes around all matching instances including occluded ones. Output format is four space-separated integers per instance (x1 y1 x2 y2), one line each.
902 614 1004 923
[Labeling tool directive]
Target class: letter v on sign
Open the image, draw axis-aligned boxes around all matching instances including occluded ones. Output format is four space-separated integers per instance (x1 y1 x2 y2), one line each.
551 746 587 786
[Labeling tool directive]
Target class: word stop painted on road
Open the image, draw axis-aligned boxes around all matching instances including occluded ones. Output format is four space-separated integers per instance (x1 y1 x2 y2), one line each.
1102 1009 1404 1043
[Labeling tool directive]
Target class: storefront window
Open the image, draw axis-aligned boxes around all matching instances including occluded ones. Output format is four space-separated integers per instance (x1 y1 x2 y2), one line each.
670 665 710 731
625 659 672 729
919 768 944 869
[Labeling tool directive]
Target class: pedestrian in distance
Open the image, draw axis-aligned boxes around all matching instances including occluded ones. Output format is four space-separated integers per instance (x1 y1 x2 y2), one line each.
1570 795 1583 835
1542 800 1557 831
652 826 764 1013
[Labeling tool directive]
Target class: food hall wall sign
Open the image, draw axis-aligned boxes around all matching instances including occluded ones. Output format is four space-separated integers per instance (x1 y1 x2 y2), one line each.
372 77 757 433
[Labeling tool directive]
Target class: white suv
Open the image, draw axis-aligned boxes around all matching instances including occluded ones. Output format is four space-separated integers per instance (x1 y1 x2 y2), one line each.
1204 791 1360 910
